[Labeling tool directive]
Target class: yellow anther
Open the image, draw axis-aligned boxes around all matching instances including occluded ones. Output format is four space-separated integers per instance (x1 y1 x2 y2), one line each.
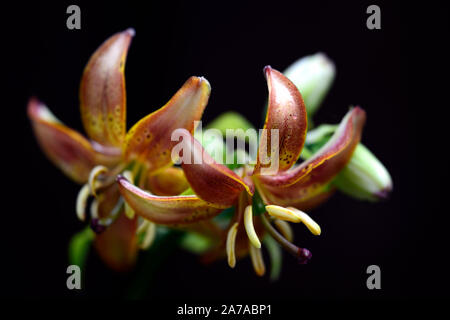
76 184 90 221
88 165 108 197
122 170 136 219
249 242 265 277
244 205 261 248
274 219 294 242
265 205 302 223
90 199 99 219
139 222 156 250
226 222 239 268
287 207 321 236
137 219 149 234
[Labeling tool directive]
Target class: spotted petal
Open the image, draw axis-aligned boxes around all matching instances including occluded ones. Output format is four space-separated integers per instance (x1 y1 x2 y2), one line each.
117 175 222 225
124 76 210 172
257 180 336 211
174 129 254 208
257 107 365 204
80 29 134 148
28 98 98 184
253 66 307 174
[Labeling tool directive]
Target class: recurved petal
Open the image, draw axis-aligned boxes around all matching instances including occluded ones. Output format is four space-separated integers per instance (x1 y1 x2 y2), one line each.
94 211 138 272
175 129 254 208
257 180 336 211
257 107 366 189
117 175 222 225
124 76 210 172
147 166 189 196
80 28 134 148
253 66 307 175
28 98 98 184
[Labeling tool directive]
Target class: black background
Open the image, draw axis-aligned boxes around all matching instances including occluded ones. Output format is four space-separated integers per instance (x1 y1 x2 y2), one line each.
2 0 448 302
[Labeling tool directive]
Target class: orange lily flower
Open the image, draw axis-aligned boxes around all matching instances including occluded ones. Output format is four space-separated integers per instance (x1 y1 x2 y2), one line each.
28 29 217 271
118 66 366 276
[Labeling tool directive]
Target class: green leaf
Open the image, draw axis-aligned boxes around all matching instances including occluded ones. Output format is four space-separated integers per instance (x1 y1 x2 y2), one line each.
68 227 94 269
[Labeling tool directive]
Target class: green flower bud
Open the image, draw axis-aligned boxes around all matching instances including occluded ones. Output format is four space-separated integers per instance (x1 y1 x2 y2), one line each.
302 124 393 202
333 144 393 201
283 53 336 120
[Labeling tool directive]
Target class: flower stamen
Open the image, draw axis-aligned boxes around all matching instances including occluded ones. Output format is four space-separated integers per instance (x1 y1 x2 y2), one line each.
261 213 312 264
265 205 302 223
76 184 90 221
249 242 265 276
122 170 136 219
90 197 124 234
88 165 108 197
244 205 261 248
273 219 294 242
287 207 321 236
139 221 156 250
226 222 239 268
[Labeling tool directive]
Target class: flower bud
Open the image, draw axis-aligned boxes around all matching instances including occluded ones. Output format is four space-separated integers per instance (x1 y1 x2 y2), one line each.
303 125 393 202
283 53 336 119
333 144 393 201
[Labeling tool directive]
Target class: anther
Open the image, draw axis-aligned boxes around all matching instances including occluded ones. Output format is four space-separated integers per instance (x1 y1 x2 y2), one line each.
244 205 261 248
226 222 239 268
287 207 321 236
139 221 156 250
76 184 90 221
273 219 293 242
90 199 99 219
137 219 149 234
88 165 108 197
122 170 136 219
249 242 265 276
261 213 312 264
265 205 302 223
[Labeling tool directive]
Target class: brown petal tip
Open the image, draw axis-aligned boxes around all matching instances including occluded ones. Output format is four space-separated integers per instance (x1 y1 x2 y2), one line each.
263 65 272 77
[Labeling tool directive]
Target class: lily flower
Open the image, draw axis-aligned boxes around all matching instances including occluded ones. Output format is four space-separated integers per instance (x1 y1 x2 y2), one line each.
117 66 366 276
28 29 215 271
283 53 392 201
